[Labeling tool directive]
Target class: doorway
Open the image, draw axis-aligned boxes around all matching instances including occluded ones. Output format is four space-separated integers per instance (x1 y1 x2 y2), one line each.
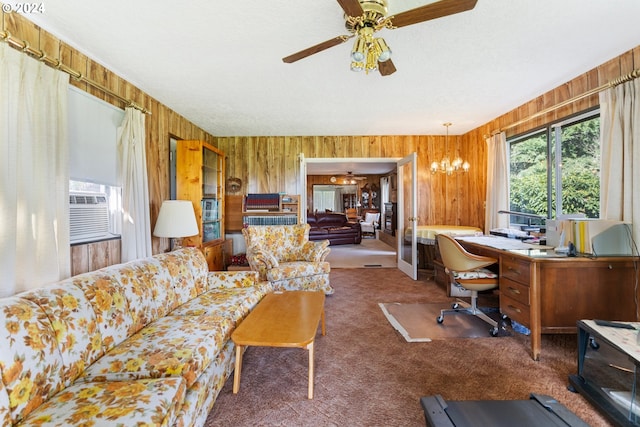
300 156 399 216
300 156 400 255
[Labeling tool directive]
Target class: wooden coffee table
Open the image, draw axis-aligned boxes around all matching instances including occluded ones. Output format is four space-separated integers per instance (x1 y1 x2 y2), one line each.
231 290 326 399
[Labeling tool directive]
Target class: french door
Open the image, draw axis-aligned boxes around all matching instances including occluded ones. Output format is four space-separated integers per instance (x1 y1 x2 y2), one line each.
397 152 417 279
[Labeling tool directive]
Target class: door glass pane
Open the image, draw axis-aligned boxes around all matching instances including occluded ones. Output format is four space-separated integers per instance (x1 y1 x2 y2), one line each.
401 161 413 265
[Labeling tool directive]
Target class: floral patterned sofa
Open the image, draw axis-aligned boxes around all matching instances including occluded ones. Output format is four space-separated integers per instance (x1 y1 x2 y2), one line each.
242 224 333 295
0 248 272 427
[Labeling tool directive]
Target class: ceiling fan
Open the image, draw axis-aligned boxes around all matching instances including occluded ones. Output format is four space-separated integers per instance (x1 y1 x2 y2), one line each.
282 0 478 76
346 171 367 180
330 171 367 183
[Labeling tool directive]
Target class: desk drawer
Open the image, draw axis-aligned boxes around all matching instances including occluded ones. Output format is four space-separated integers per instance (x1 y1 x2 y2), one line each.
501 255 530 283
501 295 530 325
500 277 530 305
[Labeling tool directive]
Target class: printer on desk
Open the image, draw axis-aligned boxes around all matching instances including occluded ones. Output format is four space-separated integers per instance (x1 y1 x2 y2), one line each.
546 218 634 256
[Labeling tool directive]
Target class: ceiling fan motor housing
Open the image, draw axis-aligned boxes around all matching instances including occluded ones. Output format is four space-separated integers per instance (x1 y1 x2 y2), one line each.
344 0 388 32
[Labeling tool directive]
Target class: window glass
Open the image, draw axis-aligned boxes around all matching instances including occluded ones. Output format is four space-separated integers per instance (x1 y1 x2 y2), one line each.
508 110 600 226
551 116 600 218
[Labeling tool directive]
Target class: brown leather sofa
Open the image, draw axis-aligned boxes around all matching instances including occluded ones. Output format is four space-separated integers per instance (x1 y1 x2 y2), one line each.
307 212 362 245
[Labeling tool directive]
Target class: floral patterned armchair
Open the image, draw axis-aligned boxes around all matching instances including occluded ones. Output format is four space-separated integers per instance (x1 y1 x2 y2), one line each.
242 224 333 294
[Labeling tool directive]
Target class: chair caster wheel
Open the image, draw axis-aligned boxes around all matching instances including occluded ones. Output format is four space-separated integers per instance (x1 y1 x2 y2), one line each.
451 303 460 309
501 313 509 321
436 315 444 324
490 327 499 337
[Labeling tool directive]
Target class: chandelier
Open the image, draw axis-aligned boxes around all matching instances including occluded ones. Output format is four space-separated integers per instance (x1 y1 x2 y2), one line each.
431 123 470 175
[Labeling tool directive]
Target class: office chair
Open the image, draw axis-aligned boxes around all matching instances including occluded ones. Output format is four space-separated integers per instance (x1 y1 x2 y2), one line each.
435 233 500 336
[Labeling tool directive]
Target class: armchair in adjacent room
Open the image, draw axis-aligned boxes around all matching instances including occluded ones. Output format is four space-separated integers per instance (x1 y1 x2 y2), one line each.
360 212 380 237
242 223 334 294
435 233 500 335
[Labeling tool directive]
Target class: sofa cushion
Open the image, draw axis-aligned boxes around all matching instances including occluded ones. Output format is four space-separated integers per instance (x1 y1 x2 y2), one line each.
266 261 331 282
0 380 10 427
170 284 272 327
327 226 358 235
21 283 104 386
309 229 329 239
19 377 186 427
153 249 209 301
79 315 231 388
0 297 67 425
71 272 139 354
243 224 309 263
101 262 161 335
315 213 348 227
176 340 235 427
206 271 262 290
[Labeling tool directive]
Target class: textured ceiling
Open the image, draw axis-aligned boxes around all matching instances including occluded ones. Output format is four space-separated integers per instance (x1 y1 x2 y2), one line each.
25 0 640 138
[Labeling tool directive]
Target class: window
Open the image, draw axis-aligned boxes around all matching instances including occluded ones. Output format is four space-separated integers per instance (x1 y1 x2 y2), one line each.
68 86 124 242
508 110 600 226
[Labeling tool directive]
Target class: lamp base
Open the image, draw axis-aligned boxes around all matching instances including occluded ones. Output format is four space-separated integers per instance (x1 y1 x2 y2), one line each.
171 238 184 251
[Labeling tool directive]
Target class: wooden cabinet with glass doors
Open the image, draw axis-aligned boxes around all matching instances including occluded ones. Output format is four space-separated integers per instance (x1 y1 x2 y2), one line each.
176 140 225 270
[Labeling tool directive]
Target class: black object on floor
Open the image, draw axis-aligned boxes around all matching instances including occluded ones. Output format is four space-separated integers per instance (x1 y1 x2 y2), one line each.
420 393 589 427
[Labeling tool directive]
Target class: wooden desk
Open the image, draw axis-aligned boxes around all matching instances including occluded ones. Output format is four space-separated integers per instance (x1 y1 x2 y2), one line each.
407 225 482 270
455 236 639 361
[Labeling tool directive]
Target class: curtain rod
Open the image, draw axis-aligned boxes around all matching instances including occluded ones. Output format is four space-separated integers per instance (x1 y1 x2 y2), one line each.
0 30 151 114
487 68 640 138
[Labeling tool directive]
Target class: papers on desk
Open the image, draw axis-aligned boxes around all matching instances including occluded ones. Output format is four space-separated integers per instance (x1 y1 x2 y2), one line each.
457 235 554 251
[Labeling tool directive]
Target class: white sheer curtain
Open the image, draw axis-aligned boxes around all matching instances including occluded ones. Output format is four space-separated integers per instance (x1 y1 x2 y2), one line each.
599 78 640 247
117 107 152 262
484 131 510 233
0 43 70 297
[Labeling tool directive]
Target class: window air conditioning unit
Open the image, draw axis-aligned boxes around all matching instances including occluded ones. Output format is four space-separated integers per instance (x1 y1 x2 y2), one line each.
69 192 113 243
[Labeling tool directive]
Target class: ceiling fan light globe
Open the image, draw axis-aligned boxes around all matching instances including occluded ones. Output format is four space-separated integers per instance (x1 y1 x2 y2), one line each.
378 51 391 62
351 51 365 62
351 37 367 62
374 38 391 62
350 61 364 72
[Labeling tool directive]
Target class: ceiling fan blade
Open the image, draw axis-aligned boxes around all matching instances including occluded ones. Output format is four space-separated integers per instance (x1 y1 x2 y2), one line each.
282 35 352 63
378 59 396 76
336 0 364 17
388 0 477 28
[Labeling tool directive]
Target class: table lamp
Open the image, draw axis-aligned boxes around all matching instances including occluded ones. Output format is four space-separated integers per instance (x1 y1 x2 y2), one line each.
153 200 199 250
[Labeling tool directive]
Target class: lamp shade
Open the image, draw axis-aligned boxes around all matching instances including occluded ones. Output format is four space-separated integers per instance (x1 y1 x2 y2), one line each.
153 200 199 238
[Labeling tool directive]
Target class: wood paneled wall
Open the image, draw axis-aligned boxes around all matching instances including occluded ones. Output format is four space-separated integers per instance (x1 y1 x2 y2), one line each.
217 46 640 232
7 10 640 257
216 135 478 227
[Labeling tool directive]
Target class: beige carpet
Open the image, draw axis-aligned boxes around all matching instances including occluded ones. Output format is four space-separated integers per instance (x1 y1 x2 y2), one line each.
379 302 508 342
325 237 396 268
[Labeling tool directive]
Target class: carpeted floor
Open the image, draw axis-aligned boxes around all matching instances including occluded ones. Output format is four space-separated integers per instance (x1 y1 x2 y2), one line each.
205 269 612 427
325 237 396 268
